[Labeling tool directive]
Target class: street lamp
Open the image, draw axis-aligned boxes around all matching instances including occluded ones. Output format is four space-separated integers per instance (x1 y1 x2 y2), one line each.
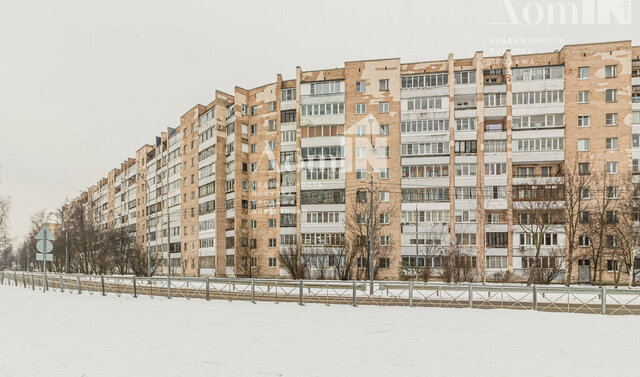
136 173 152 277
367 114 375 288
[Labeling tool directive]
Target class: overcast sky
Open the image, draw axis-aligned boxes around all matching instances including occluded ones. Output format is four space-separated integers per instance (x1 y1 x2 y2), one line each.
0 0 637 242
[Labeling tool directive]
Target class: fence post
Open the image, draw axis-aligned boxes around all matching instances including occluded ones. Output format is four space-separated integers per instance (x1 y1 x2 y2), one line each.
601 287 607 315
14 272 17 286
206 277 210 301
298 280 304 306
133 277 137 298
251 278 255 304
44 273 48 292
167 275 171 299
23 273 27 288
352 281 357 307
60 274 64 293
468 282 473 308
409 281 414 307
532 285 538 311
100 275 105 296
31 273 35 290
77 275 82 294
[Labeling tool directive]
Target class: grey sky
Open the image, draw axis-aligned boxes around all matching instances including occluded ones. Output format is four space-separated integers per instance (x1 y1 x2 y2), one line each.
0 0 637 242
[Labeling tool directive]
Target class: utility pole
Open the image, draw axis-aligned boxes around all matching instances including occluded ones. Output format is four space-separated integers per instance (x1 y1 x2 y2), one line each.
367 114 375 291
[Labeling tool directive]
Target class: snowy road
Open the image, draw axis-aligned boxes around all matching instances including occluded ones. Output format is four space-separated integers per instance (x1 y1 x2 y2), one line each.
0 284 639 377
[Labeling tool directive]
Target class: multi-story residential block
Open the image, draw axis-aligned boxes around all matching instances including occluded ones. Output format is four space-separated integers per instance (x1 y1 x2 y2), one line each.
68 40 640 284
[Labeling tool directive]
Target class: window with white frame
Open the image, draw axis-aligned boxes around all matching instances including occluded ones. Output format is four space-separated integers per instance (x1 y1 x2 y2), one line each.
606 89 617 103
379 214 390 224
606 113 618 126
455 163 477 176
356 169 366 180
378 146 389 158
309 81 342 95
578 91 589 103
379 124 389 135
606 161 618 174
379 191 389 202
578 115 590 127
606 137 618 150
356 81 365 92
356 125 366 136
578 66 589 79
379 79 389 91
281 130 296 143
356 147 366 158
379 235 390 246
578 139 590 152
605 65 617 78
379 168 389 179
356 103 366 114
379 102 389 113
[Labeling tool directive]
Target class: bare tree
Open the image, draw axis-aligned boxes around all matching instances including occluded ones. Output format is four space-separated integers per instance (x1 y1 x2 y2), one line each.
345 187 398 280
235 234 263 278
333 241 358 280
439 242 477 283
561 160 590 286
583 170 621 287
279 241 308 279
512 179 564 285
612 176 639 287
0 196 12 270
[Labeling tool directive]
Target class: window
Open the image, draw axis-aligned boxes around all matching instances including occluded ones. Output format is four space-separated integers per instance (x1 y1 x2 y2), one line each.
484 140 506 153
402 73 448 88
378 79 389 91
301 125 344 138
268 258 277 267
269 238 277 248
379 214 390 224
250 220 257 229
512 90 564 105
268 218 276 228
606 161 618 174
356 169 367 180
356 81 365 92
453 71 476 84
512 66 563 81
268 159 276 170
454 140 477 154
606 260 619 271
269 101 277 112
310 81 342 95
634 135 640 148
250 106 258 116
578 66 589 79
606 186 619 199
406 96 444 110
485 163 507 176
379 191 389 202
226 255 234 267
606 113 618 126
379 168 389 179
634 111 640 124
268 178 276 189
379 124 389 135
301 103 344 116
513 137 564 152
379 258 390 269
605 65 617 78
455 233 476 246
634 159 640 174
578 139 590 152
250 144 257 153
281 88 296 101
487 256 508 269
455 163 477 176
606 235 619 248
455 210 477 223
580 187 590 199
281 110 296 123
378 102 389 113
356 191 367 202
578 115 590 127
357 258 367 269
378 146 389 158
579 163 590 175
356 147 366 158
268 141 276 151
606 89 617 103
281 130 296 143
268 120 276 131
379 235 390 246
578 235 590 246
606 138 618 150
578 91 589 103
356 125 366 136
356 103 366 114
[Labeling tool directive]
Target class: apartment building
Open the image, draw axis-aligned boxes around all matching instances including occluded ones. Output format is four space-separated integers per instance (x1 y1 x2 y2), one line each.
70 40 640 283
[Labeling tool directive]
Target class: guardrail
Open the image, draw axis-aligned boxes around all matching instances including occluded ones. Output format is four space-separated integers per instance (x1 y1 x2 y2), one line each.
2 271 639 315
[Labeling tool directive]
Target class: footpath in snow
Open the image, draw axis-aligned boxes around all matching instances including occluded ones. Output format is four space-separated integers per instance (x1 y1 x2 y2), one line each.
0 284 639 377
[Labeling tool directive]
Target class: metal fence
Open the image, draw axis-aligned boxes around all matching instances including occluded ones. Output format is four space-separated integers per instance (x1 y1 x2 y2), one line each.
2 271 640 315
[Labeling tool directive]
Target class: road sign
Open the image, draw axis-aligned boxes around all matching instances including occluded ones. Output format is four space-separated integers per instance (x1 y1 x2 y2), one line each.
36 239 53 253
35 226 54 241
36 253 53 262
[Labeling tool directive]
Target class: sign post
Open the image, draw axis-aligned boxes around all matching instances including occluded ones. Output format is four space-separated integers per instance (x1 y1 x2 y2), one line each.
35 226 54 291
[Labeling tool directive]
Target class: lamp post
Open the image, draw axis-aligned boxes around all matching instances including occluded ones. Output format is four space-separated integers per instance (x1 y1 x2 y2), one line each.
136 173 152 277
367 114 375 289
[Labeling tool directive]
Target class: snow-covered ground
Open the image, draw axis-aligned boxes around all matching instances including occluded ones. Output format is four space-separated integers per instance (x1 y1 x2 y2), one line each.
0 285 638 377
